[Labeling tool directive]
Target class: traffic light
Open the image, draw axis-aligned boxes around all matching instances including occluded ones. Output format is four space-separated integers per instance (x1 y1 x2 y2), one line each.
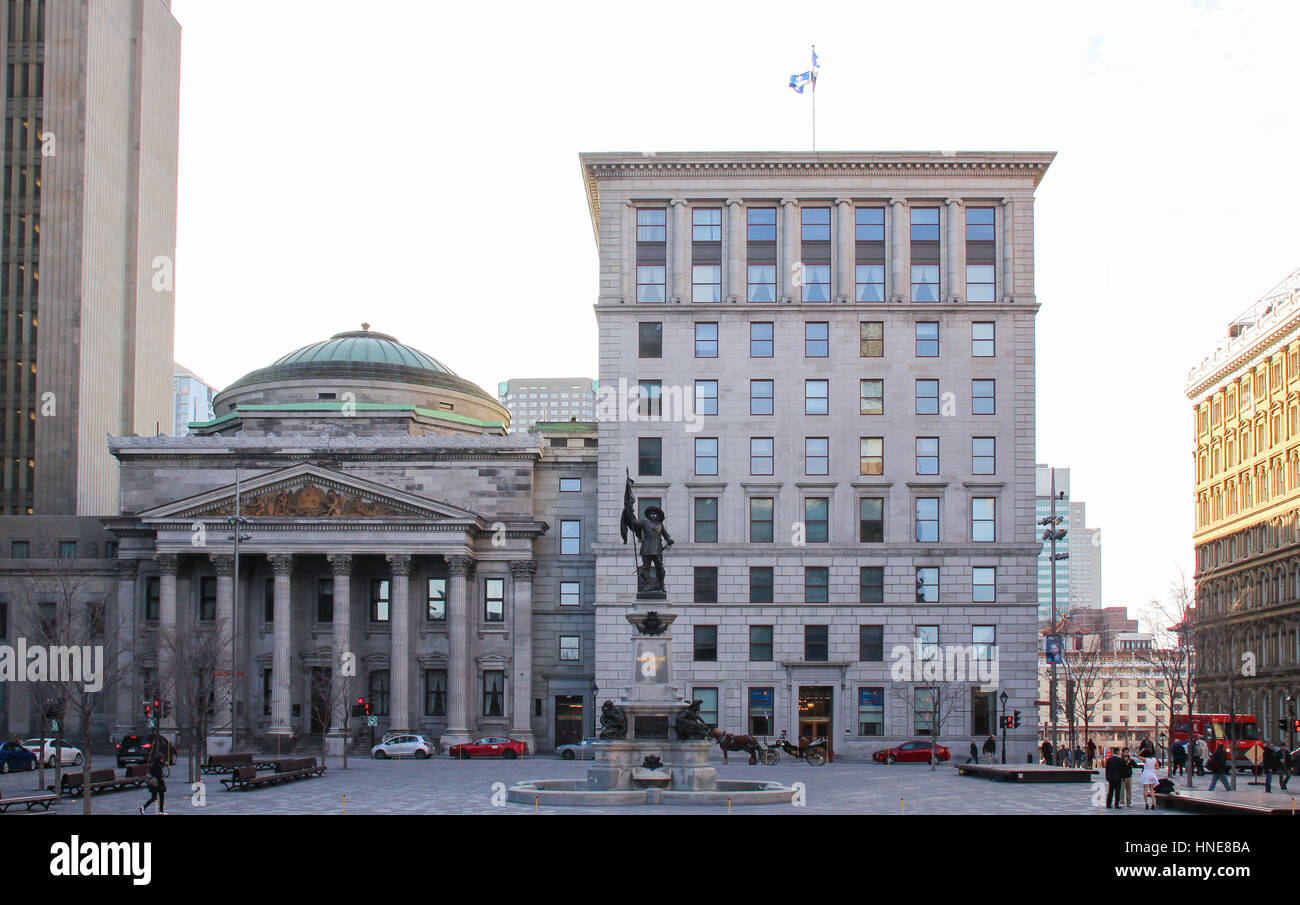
161 700 171 719
1293 718 1300 733
351 698 365 718
1013 710 1022 729
1281 719 1289 732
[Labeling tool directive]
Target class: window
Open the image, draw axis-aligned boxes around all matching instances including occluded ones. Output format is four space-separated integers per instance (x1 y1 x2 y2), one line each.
87 601 105 640
856 264 885 303
916 567 938 602
694 624 718 660
973 625 996 660
58 540 76 559
637 206 667 241
915 687 940 734
750 566 774 603
694 688 719 727
860 322 883 357
750 380 774 415
199 576 217 621
370 579 390 622
971 497 995 542
860 437 883 475
10 540 28 559
805 322 829 357
750 497 774 543
695 322 718 357
694 497 718 543
750 625 773 661
693 567 718 604
315 578 333 623
638 437 662 475
805 379 828 415
972 322 995 356
972 379 995 414
749 687 775 735
972 437 996 475
805 437 828 475
427 578 447 620
748 207 777 239
695 437 718 475
639 497 662 521
855 206 885 241
916 437 939 474
910 208 940 302
858 566 885 604
748 265 777 302
751 322 774 357
804 625 829 661
860 625 884 660
638 322 662 358
911 265 939 303
104 541 118 559
805 566 829 602
560 581 581 607
559 635 580 662
369 669 390 716
694 380 718 416
424 669 446 716
484 577 505 622
0 602 6 639
859 497 884 542
860 379 884 415
560 520 581 555
858 687 885 735
747 208 778 302
801 207 832 302
692 209 722 302
966 265 995 302
966 210 997 301
750 437 774 475
693 206 721 241
916 322 939 357
263 669 274 716
916 625 939 660
483 670 504 717
559 477 581 492
915 498 939 542
692 265 721 303
144 577 160 621
804 497 829 543
915 379 939 415
637 265 665 303
972 566 996 602
636 209 666 302
637 380 662 417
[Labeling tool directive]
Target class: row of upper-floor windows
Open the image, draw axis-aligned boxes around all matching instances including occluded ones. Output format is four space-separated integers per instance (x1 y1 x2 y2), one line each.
7 539 115 559
688 566 1000 607
1195 452 1300 527
1196 346 1300 438
632 378 998 417
636 263 997 304
635 204 996 244
1196 404 1300 482
636 320 997 358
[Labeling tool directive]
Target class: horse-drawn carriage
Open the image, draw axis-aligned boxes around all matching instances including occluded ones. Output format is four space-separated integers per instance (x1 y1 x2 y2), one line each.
707 728 828 766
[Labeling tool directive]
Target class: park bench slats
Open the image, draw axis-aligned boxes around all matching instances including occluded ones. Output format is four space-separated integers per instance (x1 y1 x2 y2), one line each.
221 757 326 791
50 767 149 798
0 787 57 812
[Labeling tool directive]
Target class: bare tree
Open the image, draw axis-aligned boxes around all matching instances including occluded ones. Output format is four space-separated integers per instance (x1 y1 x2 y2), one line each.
299 649 358 769
890 680 970 770
158 616 228 784
1141 571 1211 788
1060 643 1114 763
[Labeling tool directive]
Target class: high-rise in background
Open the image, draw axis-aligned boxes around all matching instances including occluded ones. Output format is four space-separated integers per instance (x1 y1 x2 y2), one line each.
498 377 596 435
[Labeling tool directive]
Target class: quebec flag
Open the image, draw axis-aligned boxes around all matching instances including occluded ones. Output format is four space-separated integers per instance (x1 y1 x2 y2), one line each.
789 48 819 94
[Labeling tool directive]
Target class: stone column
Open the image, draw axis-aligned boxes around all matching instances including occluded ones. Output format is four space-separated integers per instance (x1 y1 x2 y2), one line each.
440 555 474 748
781 198 799 301
889 198 908 302
209 553 235 752
155 553 179 731
112 559 139 736
327 553 353 747
835 198 853 302
670 198 687 303
1001 197 1015 302
268 554 294 737
945 197 963 303
726 198 743 302
509 560 537 752
621 201 634 302
387 553 413 734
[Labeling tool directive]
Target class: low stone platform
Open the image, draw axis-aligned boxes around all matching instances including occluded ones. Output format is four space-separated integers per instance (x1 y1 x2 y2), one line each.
506 778 798 807
955 763 1096 783
1157 787 1300 814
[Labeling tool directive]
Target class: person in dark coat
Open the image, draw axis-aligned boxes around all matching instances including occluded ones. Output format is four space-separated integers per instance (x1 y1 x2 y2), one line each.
1121 747 1135 805
1041 739 1053 765
1207 742 1230 792
968 741 979 764
1086 738 1097 768
1262 743 1278 793
1170 739 1186 775
1104 749 1125 808
982 735 997 763
140 752 166 814
1279 745 1292 791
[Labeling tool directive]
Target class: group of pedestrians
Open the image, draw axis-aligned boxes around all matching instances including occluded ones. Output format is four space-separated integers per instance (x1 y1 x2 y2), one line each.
1102 746 1162 809
967 735 1000 764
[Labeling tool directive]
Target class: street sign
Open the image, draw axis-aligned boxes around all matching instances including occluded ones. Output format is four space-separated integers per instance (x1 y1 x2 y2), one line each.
366 716 377 727
50 719 59 732
1245 745 1262 766
148 718 158 730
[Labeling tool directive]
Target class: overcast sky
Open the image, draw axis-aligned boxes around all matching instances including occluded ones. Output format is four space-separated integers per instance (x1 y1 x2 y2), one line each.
167 0 1300 627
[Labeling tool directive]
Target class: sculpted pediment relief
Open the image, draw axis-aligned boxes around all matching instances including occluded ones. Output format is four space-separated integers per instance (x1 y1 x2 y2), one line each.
207 483 406 518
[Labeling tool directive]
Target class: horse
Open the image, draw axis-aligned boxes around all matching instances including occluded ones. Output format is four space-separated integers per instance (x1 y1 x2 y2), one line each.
706 727 764 765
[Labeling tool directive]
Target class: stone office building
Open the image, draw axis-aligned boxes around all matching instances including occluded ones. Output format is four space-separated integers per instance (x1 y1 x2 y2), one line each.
583 151 1053 758
0 328 598 752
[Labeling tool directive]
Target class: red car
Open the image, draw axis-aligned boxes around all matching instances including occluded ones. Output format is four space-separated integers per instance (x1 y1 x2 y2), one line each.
448 736 527 759
873 740 950 764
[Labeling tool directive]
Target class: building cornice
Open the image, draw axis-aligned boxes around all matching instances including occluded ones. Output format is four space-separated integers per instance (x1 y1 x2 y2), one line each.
1186 272 1300 399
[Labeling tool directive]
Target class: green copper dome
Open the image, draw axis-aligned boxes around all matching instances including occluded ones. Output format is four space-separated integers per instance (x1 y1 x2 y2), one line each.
270 329 456 374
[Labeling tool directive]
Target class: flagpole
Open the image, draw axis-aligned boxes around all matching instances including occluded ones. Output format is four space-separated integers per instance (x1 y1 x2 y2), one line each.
811 44 817 152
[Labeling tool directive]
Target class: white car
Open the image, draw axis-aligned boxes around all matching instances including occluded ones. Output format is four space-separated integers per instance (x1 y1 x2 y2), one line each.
22 738 83 767
371 734 436 759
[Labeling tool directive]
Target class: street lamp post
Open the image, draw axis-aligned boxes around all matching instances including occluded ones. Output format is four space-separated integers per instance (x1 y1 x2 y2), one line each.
1038 478 1069 754
999 689 1009 764
1287 695 1296 751
225 469 251 753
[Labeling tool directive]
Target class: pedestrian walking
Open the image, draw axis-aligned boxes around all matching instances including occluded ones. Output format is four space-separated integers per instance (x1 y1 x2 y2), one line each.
1074 745 1084 767
1041 739 1053 765
1121 747 1135 805
139 753 166 814
983 734 997 764
1207 742 1230 792
1087 738 1097 768
1170 739 1186 776
1104 748 1125 808
1279 744 1292 791
1261 743 1278 793
1193 738 1207 776
968 741 979 764
1141 754 1160 808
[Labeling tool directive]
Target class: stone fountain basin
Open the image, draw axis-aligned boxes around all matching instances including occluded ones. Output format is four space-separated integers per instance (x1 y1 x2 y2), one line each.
506 779 797 806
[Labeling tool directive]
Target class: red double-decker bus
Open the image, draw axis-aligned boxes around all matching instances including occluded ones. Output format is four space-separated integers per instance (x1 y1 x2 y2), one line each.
1171 713 1263 761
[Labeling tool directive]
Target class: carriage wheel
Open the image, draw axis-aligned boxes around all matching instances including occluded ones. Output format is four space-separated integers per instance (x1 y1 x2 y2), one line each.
763 749 780 766
806 747 828 767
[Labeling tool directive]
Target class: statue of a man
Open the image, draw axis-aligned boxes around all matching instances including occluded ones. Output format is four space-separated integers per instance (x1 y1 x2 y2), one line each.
620 474 673 594
675 699 710 740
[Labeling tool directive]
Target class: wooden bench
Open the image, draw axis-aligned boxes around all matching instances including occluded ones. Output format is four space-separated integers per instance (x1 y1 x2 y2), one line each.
0 787 57 812
201 753 254 775
221 757 326 791
54 768 150 798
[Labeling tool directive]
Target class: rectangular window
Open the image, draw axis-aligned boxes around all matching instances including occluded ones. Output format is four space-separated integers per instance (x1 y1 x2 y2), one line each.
636 265 665 303
748 206 777 240
916 567 938 603
972 322 995 356
693 206 721 241
750 437 774 475
316 577 333 623
916 437 939 474
972 379 995 415
87 601 106 640
804 625 829 661
637 206 667 242
805 437 829 475
58 540 77 560
860 437 883 475
694 567 718 604
860 379 884 415
972 437 996 475
805 321 829 357
859 625 884 660
910 208 940 302
911 265 939 302
801 207 832 302
750 497 775 543
973 625 995 660
915 686 939 734
559 635 581 662
695 322 718 357
855 205 885 241
695 437 718 475
915 379 939 415
638 437 662 475
749 687 775 736
694 497 719 543
858 687 885 736
805 379 828 415
694 380 718 416
750 322 774 357
371 579 390 623
263 579 274 622
916 322 939 357
856 264 885 303
263 669 274 716
638 322 662 358
483 670 504 717
750 379 774 415
10 540 28 559
692 265 722 303
966 264 996 302
971 497 996 542
860 567 884 604
748 265 777 302
637 379 662 417
860 322 883 357
484 577 505 622
427 578 447 620
560 520 581 555
805 566 829 602
694 688 719 728
559 477 581 492
859 497 884 542
801 264 831 302
972 567 996 603
750 566 774 603
750 625 773 661
424 669 446 716
104 541 118 559
804 497 829 543
915 498 939 542
560 581 580 607
916 625 939 660
199 576 217 622
694 624 718 661
747 208 777 303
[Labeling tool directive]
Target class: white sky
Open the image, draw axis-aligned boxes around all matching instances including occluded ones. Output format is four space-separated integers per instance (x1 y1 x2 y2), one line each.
167 0 1300 627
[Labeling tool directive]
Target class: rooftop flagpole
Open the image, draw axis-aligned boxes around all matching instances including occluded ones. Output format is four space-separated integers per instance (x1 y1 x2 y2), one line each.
811 44 817 152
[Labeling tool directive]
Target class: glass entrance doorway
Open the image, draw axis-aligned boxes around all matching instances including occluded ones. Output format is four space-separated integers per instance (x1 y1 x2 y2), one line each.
555 695 584 747
798 686 833 761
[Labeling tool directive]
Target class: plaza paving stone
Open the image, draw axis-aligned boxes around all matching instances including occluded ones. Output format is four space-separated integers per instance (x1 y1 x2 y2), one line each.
0 752 1201 816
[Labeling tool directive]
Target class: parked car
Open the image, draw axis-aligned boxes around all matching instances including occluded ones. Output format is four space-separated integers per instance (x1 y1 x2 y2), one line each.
872 740 951 764
0 741 37 773
371 734 436 759
22 738 83 767
448 736 527 759
115 733 178 768
555 738 601 760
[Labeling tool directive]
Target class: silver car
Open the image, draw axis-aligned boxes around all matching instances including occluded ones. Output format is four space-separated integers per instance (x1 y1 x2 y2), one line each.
371 734 436 759
555 738 601 760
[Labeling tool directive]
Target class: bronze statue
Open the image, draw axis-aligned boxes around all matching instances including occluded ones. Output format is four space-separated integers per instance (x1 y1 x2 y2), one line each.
675 699 710 740
597 700 628 740
620 473 673 597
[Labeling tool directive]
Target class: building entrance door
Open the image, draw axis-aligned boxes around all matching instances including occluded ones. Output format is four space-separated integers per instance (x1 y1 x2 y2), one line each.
555 695 584 747
798 685 833 762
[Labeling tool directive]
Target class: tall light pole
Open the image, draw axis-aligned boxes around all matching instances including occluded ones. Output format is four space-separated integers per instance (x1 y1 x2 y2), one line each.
999 688 1008 764
1038 477 1068 752
225 469 251 752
